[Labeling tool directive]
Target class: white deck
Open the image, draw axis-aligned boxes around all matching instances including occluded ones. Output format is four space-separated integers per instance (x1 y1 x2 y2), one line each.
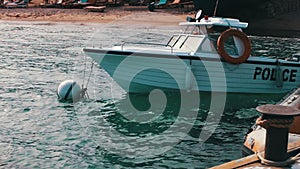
179 17 248 29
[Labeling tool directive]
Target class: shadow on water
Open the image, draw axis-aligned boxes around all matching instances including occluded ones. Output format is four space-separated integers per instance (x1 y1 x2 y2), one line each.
107 93 181 136
109 90 283 135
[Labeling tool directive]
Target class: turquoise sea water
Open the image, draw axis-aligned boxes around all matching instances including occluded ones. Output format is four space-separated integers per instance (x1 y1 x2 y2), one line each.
0 20 299 168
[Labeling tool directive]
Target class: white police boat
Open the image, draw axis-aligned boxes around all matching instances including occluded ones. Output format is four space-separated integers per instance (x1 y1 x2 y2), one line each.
83 11 300 95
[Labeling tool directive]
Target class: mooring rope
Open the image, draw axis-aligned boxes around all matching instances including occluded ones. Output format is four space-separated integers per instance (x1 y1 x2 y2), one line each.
82 53 88 89
85 61 94 90
81 54 95 99
255 115 300 167
255 116 294 129
256 152 300 167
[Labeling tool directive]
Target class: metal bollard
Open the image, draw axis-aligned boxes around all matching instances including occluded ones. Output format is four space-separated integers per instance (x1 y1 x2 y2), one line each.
256 104 300 162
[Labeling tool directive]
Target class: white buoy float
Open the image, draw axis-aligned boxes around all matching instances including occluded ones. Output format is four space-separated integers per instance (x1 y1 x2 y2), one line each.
57 80 82 102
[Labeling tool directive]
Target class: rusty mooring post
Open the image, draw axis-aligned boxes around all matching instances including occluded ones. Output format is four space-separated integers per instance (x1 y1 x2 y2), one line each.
256 104 300 162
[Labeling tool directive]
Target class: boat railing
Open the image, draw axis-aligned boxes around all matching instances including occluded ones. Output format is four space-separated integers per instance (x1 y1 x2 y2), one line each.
120 41 174 53
119 33 238 54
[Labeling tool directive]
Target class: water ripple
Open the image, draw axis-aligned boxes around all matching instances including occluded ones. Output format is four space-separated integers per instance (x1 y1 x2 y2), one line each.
0 21 298 168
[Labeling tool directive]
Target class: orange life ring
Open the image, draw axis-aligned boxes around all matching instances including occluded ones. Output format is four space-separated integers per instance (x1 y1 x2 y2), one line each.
217 29 251 64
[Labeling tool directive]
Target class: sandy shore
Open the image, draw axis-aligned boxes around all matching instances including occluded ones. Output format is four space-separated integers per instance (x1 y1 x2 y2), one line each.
0 6 188 25
0 5 299 37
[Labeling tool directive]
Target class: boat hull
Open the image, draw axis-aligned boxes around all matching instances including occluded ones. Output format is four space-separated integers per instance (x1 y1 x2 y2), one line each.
83 48 300 94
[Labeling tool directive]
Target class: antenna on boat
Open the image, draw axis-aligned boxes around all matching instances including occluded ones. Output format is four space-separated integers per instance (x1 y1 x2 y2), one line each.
213 0 220 16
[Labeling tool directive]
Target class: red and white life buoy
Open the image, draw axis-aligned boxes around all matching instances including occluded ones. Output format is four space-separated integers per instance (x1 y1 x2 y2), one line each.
217 29 251 64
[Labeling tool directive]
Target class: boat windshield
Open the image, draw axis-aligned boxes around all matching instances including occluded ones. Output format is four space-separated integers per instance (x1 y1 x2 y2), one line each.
166 25 242 55
167 34 217 53
166 25 219 53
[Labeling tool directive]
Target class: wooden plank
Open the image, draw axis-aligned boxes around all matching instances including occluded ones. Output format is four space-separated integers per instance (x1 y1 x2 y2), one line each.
209 140 300 169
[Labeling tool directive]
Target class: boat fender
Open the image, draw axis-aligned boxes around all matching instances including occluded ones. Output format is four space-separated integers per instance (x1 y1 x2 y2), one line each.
57 80 81 102
217 29 251 64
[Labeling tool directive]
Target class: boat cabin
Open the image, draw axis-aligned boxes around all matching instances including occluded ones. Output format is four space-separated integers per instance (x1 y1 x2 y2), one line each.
167 17 249 56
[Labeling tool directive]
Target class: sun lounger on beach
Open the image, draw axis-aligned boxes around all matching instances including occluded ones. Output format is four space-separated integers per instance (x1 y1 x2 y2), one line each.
147 0 167 11
3 0 28 8
168 0 193 8
60 0 77 8
62 0 95 8
94 0 107 6
128 0 147 6
40 0 63 8
84 5 105 12
71 1 93 8
3 2 18 8
16 0 29 7
148 0 193 11
106 0 123 6
155 0 167 7
168 0 179 5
